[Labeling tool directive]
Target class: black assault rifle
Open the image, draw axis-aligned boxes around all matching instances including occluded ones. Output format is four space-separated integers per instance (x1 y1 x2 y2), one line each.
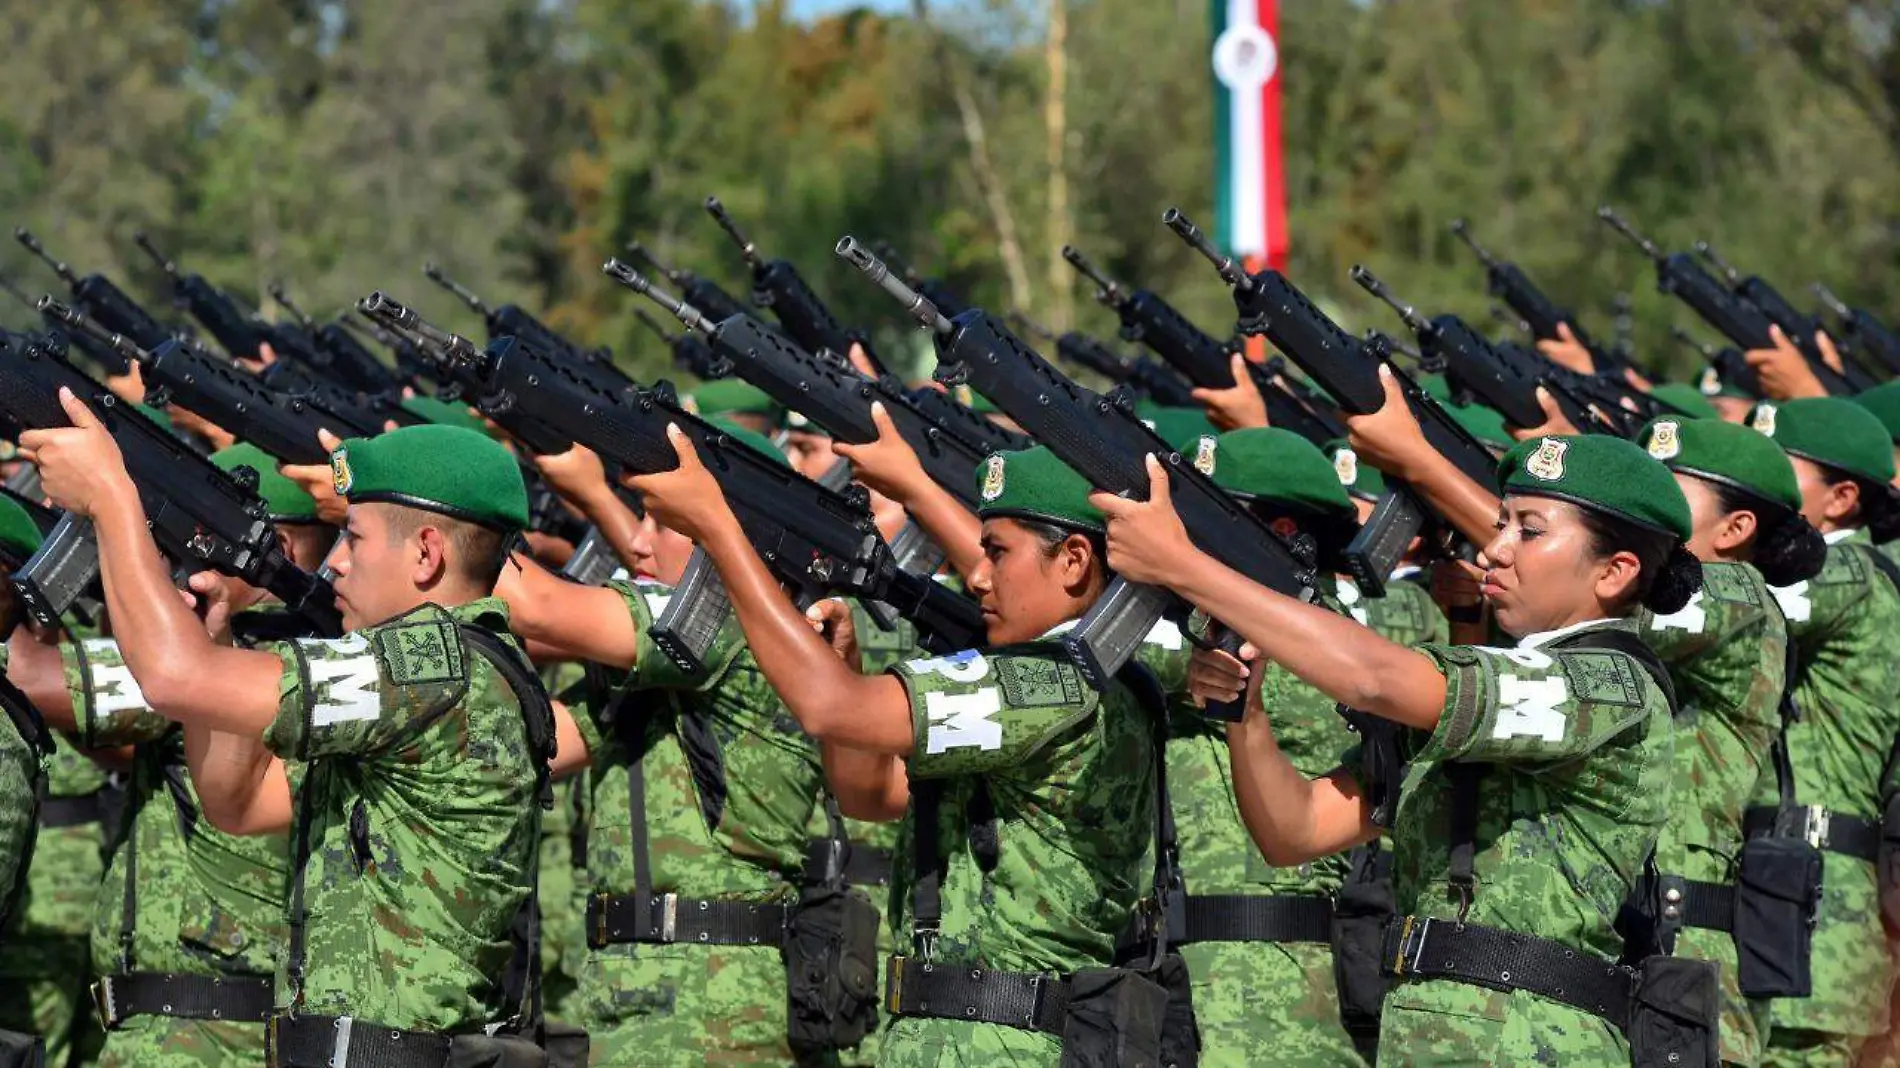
1450 219 1625 373
705 197 888 376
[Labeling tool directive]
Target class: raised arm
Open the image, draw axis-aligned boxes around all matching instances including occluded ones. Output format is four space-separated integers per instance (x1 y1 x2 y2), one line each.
1346 365 1501 547
831 402 983 586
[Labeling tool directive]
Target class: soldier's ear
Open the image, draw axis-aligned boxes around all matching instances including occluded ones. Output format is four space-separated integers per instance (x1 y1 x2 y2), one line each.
412 524 452 588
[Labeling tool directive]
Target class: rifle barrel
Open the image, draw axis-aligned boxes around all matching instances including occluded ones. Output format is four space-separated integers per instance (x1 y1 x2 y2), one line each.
703 197 761 268
1163 208 1251 290
834 236 951 334
13 229 79 286
1449 219 1501 268
601 259 717 335
1349 265 1431 335
1595 207 1664 262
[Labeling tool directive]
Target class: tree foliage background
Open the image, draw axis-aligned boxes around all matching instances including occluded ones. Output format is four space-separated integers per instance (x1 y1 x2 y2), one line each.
2 0 1898 384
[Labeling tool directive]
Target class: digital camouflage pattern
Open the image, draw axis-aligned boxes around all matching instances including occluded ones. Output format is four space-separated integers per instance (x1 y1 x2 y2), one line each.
0 734 110 1068
1147 577 1444 1067
1633 560 1787 1067
0 672 37 931
569 580 822 1067
1762 530 1900 1047
64 636 287 1067
537 660 592 1022
878 642 1156 1067
1374 620 1676 1066
257 598 542 1033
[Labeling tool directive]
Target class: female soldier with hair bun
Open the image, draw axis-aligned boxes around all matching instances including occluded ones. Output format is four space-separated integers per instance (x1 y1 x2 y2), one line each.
1093 432 1702 1067
1628 416 1827 1068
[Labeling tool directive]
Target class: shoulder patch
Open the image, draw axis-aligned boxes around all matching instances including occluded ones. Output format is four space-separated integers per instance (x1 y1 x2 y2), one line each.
1698 561 1762 606
1812 543 1868 588
1559 650 1645 708
994 656 1085 709
375 621 466 686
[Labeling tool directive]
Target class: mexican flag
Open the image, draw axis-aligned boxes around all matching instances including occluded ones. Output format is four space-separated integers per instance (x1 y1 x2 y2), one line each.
1211 0 1285 270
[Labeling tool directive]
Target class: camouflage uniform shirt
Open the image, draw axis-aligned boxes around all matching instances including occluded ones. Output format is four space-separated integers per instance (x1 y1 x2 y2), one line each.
1764 528 1900 1038
1377 619 1676 1065
258 598 542 1033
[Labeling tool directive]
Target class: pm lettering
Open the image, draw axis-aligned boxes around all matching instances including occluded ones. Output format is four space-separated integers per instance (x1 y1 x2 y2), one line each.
1491 675 1570 742
906 650 991 684
923 688 1004 754
300 635 381 727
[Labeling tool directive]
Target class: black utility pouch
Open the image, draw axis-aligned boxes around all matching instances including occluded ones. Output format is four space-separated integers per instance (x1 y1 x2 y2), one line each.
1880 793 1900 928
444 1033 548 1068
1331 872 1397 1038
0 1030 42 1068
1627 956 1720 1068
540 1022 590 1068
1059 968 1168 1068
783 885 881 1058
1733 836 1822 998
1145 952 1200 1068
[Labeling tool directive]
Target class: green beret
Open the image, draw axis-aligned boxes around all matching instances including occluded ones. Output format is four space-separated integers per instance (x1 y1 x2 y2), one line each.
1851 381 1900 444
1637 417 1800 513
213 442 322 524
0 495 44 562
1445 399 1513 452
681 380 781 419
331 424 529 532
400 395 491 436
1207 429 1354 516
1648 383 1719 421
1497 434 1692 541
974 446 1104 535
1137 405 1220 452
1747 397 1896 485
707 417 788 468
1324 438 1386 500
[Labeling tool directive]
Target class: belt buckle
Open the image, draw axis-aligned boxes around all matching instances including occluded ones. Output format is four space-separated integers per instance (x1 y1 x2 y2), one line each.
90 977 118 1030
333 1015 354 1067
1024 973 1047 1030
658 893 678 943
1803 805 1831 850
885 956 907 1015
1391 916 1432 978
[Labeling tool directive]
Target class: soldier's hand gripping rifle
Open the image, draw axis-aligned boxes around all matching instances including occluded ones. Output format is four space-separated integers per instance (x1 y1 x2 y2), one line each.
1813 283 1900 379
1166 209 1498 596
1597 208 1856 396
267 281 403 396
38 298 377 465
839 238 1318 719
1693 242 1877 391
1008 312 1198 407
1450 219 1625 373
607 253 1022 586
15 228 173 357
402 294 984 675
704 196 888 376
0 331 341 635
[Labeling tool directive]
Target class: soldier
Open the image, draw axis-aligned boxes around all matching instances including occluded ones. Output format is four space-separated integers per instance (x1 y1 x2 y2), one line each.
1741 398 1900 1068
0 497 108 1068
1627 417 1827 1067
494 424 827 1068
629 432 1161 1066
2 442 338 1067
1119 432 1697 1065
1323 439 1451 647
19 404 553 1068
0 497 53 1064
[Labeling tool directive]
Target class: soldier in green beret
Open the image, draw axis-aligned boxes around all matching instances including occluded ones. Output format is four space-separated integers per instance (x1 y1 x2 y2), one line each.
627 431 1161 1067
16 397 555 1067
1117 430 1698 1066
0 494 53 1062
1631 416 1829 1067
1650 382 1722 422
494 423 828 1067
2 440 339 1067
1743 398 1900 1068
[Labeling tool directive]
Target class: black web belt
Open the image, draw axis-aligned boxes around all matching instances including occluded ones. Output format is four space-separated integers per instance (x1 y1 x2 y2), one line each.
1743 804 1880 862
92 971 274 1029
884 956 1071 1035
1381 915 1636 1030
39 791 106 829
1641 876 1736 934
585 892 788 949
1172 892 1333 946
266 1014 453 1068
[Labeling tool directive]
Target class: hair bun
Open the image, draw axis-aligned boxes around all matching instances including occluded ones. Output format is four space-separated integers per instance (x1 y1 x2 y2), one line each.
1643 543 1704 615
1753 512 1828 588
